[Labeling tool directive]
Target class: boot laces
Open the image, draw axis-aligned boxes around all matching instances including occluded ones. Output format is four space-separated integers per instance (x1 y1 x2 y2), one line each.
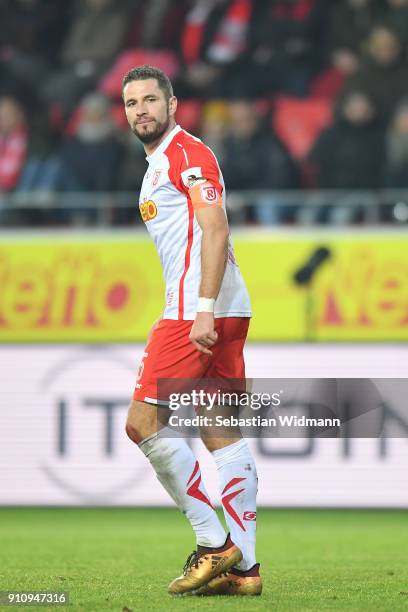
183 550 200 575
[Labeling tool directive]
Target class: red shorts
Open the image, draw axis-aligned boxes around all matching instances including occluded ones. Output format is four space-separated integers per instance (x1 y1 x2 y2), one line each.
133 317 250 404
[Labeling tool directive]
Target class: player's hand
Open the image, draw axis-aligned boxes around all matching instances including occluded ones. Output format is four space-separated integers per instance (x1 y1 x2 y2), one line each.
189 312 218 355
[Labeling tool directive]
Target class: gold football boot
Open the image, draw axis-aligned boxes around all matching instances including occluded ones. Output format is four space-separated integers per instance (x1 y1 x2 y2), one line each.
194 563 262 596
168 534 242 595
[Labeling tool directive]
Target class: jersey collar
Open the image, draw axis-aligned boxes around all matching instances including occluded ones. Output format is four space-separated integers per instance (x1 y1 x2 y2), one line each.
145 124 182 163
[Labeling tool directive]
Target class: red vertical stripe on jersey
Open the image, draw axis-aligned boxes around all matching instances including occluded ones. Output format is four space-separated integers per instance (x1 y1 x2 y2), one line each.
178 192 194 319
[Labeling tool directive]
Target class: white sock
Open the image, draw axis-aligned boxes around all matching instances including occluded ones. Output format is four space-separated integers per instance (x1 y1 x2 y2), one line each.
140 431 226 547
212 439 258 570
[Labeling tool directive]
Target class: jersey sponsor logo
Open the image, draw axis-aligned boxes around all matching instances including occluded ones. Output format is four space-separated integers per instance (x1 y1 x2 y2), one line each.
139 199 157 222
201 185 218 202
243 511 257 521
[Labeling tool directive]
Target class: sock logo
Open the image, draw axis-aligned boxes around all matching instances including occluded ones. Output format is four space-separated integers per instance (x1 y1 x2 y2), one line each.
243 511 257 521
221 477 246 532
186 461 214 509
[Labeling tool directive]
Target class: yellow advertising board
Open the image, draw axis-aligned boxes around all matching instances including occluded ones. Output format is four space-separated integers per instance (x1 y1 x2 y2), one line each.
237 232 408 341
0 231 407 341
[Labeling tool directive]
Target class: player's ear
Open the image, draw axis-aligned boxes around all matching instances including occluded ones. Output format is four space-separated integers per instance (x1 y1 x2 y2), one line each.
169 95 177 118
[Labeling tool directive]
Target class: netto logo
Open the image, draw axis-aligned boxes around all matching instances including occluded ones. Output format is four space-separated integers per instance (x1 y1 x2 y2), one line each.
139 199 157 222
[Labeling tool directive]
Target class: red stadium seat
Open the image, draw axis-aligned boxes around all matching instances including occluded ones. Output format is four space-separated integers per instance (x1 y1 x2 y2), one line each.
310 67 345 100
273 95 333 160
112 103 129 131
175 100 203 134
99 49 180 99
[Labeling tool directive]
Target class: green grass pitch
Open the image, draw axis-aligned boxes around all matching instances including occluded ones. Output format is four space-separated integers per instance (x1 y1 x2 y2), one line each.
0 508 407 611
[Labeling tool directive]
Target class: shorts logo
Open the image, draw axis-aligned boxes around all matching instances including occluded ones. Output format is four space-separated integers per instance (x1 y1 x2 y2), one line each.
139 200 157 222
136 351 148 383
152 170 162 186
201 185 217 202
136 353 149 380
243 511 257 521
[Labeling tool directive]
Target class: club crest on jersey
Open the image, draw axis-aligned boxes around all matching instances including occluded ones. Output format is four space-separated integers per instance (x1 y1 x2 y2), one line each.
139 199 157 222
152 170 162 186
201 185 217 202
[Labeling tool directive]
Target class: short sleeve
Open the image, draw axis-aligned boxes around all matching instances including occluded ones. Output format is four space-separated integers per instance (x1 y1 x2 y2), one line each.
166 136 224 195
178 141 223 195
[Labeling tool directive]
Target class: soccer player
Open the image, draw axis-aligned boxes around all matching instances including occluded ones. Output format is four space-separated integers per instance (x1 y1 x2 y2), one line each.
123 65 261 596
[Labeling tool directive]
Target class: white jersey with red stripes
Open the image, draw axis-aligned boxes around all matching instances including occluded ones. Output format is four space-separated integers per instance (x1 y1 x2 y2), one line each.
138 124 252 320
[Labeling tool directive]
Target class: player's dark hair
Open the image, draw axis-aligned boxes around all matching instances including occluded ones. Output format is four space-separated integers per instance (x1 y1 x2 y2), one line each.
122 65 173 101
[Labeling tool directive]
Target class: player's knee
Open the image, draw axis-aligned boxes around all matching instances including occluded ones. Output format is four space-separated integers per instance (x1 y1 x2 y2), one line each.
125 420 141 444
125 415 149 445
125 400 157 445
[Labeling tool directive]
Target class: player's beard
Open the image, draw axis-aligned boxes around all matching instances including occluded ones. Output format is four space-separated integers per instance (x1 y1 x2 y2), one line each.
132 113 170 144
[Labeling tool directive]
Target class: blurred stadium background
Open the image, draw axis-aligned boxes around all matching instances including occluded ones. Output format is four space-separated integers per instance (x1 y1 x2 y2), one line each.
0 1 407 609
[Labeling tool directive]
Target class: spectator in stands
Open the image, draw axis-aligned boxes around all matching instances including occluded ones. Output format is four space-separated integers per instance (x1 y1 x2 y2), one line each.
199 100 230 160
342 26 408 120
221 99 299 223
306 90 385 223
384 99 408 187
0 96 27 192
0 0 69 95
383 0 408 46
326 0 382 77
41 0 129 111
309 90 384 189
243 0 329 97
57 93 124 192
177 0 253 98
117 133 147 192
17 106 60 195
126 0 190 50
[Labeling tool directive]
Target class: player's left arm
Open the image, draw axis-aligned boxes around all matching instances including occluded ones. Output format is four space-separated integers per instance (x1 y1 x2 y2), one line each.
189 199 229 355
175 142 228 354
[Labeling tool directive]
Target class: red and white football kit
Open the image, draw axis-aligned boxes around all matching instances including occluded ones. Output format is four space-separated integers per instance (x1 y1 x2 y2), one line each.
133 124 251 404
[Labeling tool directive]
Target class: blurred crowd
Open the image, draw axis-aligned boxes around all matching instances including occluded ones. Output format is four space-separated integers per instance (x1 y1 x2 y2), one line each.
1 0 408 225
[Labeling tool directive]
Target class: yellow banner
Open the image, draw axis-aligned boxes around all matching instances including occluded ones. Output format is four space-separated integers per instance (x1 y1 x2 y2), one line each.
0 232 407 341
